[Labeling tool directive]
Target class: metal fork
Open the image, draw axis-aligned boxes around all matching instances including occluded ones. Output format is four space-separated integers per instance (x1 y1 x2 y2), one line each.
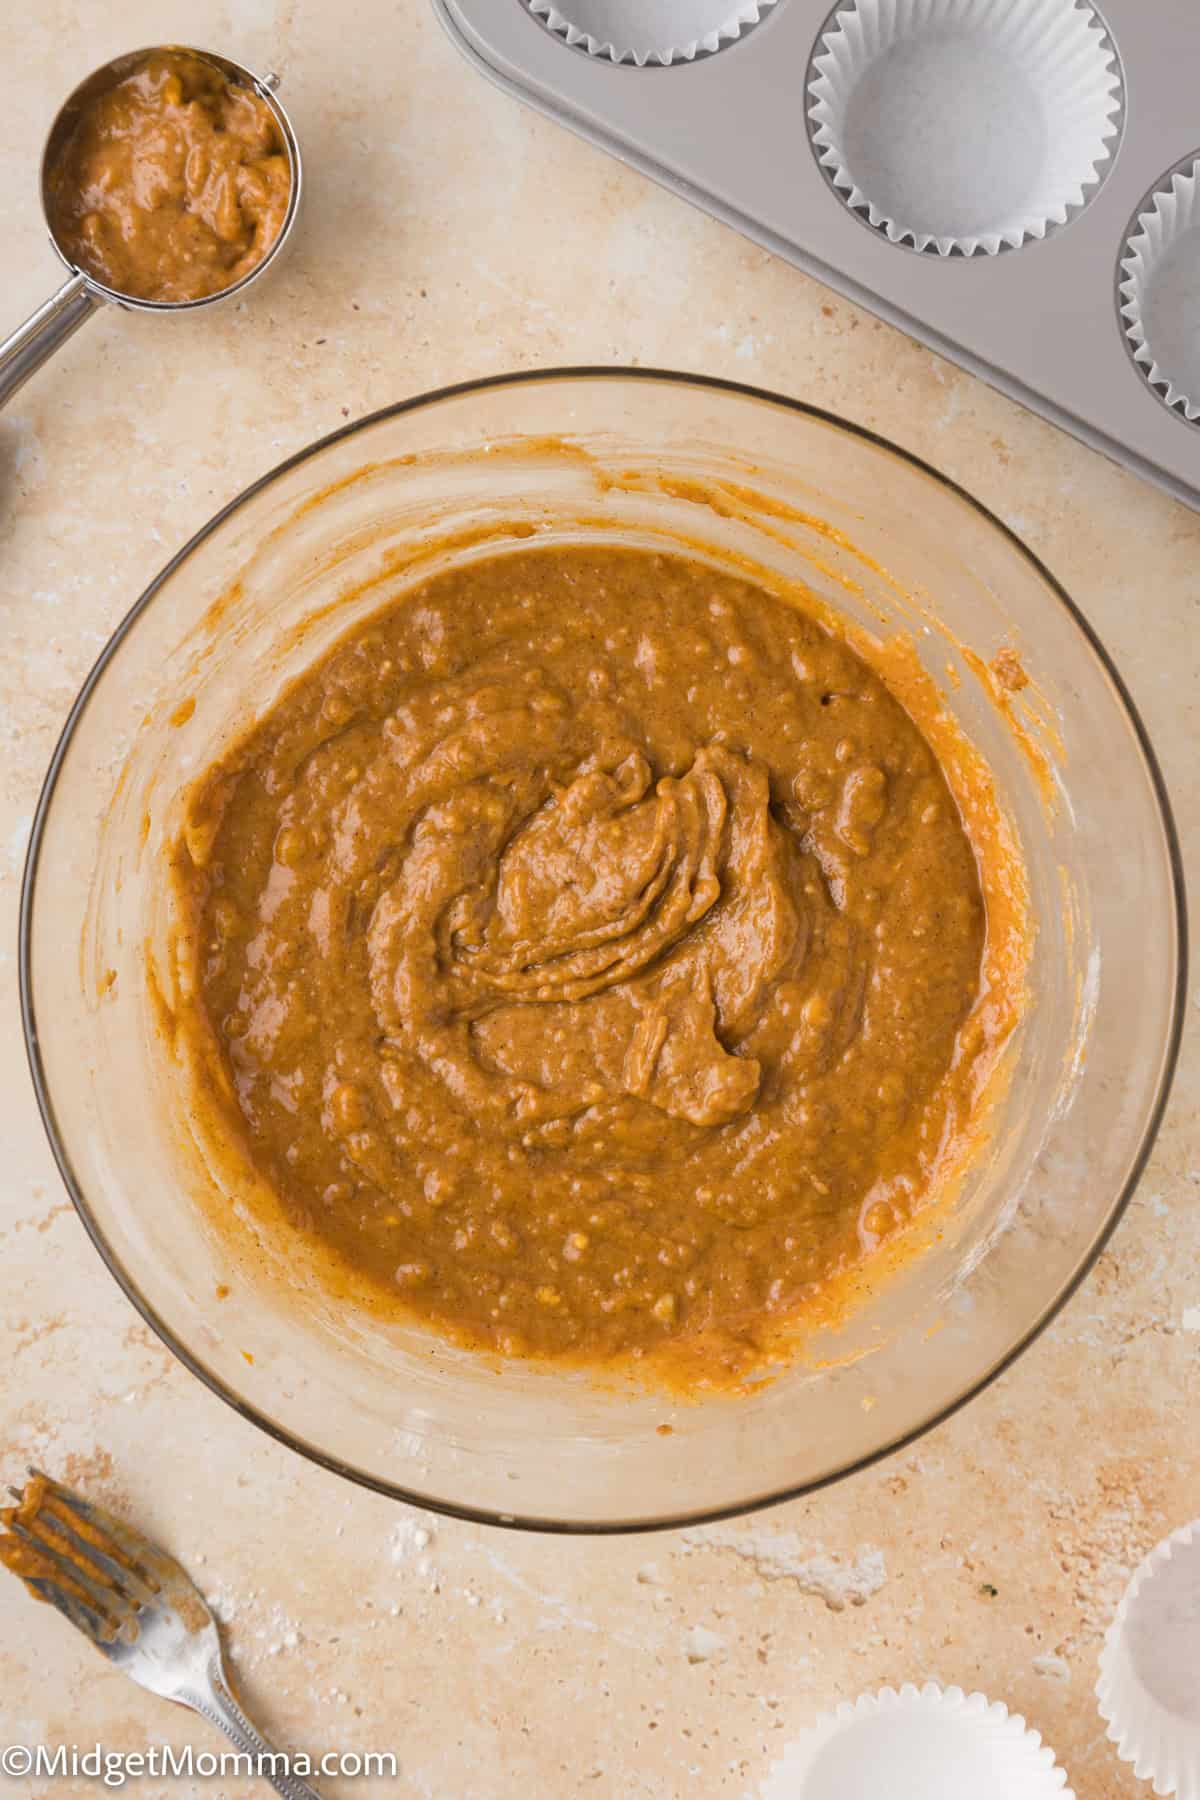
0 1469 322 1800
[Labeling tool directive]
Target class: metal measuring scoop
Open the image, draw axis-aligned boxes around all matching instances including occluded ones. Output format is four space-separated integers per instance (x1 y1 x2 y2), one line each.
0 47 302 410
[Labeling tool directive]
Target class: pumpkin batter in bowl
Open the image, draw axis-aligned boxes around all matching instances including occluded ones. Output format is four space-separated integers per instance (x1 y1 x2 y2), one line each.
171 542 1019 1377
29 372 1180 1521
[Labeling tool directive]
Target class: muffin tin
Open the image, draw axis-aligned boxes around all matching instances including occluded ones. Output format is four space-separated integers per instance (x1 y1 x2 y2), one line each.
434 0 1200 511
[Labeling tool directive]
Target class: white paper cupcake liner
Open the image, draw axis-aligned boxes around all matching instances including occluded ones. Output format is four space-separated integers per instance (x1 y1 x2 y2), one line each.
1097 1518 1200 1798
525 0 776 65
762 1682 1074 1798
807 0 1124 256
1119 157 1200 424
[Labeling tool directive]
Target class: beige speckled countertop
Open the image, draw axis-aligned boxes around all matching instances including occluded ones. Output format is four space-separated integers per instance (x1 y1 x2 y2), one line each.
2 5 1197 1796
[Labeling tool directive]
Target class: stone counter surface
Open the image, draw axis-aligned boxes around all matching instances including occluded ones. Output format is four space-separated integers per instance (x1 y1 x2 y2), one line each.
2 4 1197 1795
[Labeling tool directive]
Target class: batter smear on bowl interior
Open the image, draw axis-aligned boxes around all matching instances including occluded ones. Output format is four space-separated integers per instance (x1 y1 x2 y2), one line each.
172 545 1022 1375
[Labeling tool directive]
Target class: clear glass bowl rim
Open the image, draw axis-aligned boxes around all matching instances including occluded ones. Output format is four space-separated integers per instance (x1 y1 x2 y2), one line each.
19 366 1189 1534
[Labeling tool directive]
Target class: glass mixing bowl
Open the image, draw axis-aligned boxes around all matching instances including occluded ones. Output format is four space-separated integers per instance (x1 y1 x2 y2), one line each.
21 371 1185 1531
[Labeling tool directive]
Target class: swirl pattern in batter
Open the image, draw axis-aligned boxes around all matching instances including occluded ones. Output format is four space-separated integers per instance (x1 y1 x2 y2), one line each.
174 545 1013 1371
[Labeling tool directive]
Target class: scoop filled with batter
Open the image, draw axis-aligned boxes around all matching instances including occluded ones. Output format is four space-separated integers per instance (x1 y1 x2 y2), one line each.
46 50 290 303
171 545 1018 1374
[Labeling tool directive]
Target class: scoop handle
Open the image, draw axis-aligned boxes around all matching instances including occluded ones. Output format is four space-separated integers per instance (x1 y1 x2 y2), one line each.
0 272 96 409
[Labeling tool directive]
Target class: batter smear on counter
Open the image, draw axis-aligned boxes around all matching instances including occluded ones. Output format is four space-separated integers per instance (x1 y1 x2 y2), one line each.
171 545 1021 1374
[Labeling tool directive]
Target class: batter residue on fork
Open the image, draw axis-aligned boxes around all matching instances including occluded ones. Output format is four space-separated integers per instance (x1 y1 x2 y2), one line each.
171 545 1020 1375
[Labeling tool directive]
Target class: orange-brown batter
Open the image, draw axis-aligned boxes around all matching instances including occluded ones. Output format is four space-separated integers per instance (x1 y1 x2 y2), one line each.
0 1474 134 1628
171 545 1020 1373
47 51 290 303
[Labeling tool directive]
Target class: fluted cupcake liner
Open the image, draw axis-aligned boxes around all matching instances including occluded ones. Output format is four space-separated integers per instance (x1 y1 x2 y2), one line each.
1119 157 1200 424
525 0 776 66
807 0 1123 256
762 1681 1074 1797
1097 1518 1200 1798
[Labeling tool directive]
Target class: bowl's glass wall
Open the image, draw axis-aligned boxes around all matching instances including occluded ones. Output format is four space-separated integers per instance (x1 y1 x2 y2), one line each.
24 374 1182 1528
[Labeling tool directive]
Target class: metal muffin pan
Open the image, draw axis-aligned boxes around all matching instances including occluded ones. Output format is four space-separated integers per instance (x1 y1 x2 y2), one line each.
435 0 1200 512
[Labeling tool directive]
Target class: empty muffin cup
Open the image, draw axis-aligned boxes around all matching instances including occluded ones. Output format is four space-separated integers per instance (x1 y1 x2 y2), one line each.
762 1683 1074 1798
1119 156 1200 423
1097 1518 1200 1798
524 0 777 65
807 0 1124 256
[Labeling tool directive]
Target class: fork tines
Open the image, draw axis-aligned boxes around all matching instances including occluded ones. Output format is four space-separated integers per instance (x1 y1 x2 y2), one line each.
0 1469 158 1647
